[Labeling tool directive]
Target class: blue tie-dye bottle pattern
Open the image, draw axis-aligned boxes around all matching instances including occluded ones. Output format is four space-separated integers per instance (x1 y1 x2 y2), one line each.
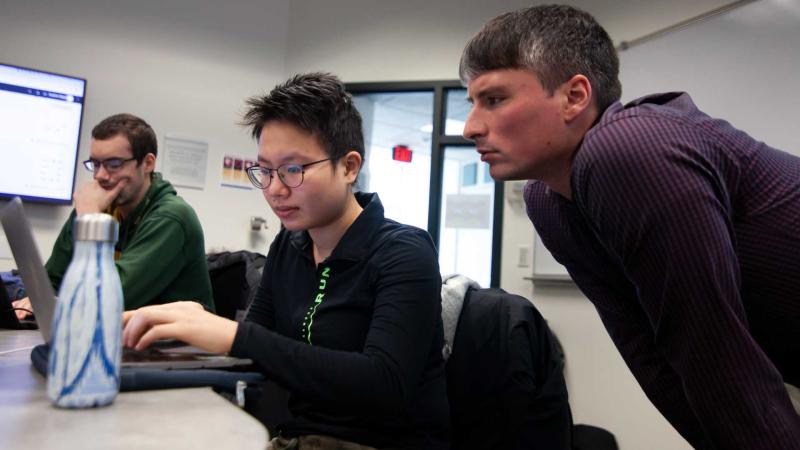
47 232 122 408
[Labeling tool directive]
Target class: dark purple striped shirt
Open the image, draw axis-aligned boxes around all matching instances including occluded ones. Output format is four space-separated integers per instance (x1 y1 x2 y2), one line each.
525 92 800 449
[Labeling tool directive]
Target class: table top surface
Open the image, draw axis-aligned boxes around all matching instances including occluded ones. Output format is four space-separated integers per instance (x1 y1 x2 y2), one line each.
0 329 269 449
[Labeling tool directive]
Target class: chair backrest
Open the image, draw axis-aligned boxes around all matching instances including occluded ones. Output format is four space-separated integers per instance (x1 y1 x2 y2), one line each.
445 287 573 450
207 250 266 321
572 424 618 450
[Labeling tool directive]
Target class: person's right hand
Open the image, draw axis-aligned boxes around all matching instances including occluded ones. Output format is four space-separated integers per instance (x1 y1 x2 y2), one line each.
74 179 126 215
123 301 238 353
11 297 33 320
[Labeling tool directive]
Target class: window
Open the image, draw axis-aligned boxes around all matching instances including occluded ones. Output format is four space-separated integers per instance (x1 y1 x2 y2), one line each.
348 81 502 287
461 163 477 187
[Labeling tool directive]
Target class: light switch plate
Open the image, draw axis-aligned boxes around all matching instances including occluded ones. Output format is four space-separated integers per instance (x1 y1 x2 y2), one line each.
517 245 531 268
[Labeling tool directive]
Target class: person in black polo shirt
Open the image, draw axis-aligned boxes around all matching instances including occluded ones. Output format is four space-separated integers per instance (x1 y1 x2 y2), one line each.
122 73 449 450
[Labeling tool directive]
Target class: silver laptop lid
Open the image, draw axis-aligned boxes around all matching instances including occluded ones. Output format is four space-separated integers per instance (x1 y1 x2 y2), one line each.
0 197 56 342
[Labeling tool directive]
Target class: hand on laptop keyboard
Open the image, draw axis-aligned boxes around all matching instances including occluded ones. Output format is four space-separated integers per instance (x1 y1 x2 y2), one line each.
122 301 238 354
12 297 33 320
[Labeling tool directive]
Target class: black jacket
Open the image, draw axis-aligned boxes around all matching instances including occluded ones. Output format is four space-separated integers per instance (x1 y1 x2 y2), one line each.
231 192 449 449
446 287 572 450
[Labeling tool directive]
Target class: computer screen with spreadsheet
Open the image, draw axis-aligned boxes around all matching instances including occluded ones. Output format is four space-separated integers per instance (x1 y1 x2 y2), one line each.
0 62 86 204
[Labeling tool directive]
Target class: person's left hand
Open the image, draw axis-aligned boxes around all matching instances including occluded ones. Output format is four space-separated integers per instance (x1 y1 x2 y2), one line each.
11 297 33 320
122 301 238 354
74 179 127 215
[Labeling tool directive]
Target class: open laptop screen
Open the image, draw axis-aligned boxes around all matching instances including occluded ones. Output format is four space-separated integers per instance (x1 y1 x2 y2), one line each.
0 197 56 341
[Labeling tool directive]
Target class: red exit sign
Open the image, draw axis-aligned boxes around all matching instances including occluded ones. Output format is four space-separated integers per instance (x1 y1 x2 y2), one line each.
392 145 413 163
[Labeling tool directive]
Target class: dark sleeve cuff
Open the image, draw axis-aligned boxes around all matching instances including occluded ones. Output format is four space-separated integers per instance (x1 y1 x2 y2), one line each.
230 321 253 358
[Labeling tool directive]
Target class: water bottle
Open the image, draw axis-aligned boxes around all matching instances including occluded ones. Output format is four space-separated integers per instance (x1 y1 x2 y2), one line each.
47 213 123 408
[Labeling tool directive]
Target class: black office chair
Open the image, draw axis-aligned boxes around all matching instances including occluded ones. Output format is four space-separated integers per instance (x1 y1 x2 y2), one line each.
446 287 573 450
572 424 618 450
206 250 266 320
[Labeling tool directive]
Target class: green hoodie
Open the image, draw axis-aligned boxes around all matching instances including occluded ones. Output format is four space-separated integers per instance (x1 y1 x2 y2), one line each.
45 173 214 311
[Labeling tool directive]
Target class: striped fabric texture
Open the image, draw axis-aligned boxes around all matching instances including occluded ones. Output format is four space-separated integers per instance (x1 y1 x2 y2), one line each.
525 92 800 449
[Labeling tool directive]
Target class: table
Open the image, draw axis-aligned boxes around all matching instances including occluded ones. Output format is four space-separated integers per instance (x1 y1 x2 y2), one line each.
0 329 269 449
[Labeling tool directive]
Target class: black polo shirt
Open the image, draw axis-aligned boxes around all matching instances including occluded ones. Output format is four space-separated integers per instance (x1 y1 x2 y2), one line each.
231 192 449 449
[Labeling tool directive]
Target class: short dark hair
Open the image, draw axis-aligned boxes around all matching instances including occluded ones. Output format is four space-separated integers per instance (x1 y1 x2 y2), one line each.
459 4 621 112
91 113 157 162
241 72 364 162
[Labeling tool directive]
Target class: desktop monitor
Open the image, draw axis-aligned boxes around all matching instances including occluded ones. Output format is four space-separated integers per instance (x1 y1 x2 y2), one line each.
0 62 87 204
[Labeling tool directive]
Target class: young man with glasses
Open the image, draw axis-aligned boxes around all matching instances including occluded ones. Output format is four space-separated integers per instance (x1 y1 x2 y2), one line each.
13 113 213 318
122 73 450 450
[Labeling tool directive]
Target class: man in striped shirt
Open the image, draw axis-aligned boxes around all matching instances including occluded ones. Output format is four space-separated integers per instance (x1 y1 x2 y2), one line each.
460 4 800 449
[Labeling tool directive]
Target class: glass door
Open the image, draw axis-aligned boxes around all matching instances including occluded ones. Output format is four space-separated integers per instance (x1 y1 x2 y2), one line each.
349 82 502 287
438 145 495 287
352 91 433 230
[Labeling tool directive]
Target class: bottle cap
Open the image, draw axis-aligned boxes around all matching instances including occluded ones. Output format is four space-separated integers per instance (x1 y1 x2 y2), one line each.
73 213 119 243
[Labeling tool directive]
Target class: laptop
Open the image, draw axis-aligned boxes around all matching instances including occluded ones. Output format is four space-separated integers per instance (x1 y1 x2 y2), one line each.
0 197 252 370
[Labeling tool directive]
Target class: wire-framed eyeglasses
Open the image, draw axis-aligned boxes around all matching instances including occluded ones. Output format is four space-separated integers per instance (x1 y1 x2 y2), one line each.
246 158 331 189
83 157 137 173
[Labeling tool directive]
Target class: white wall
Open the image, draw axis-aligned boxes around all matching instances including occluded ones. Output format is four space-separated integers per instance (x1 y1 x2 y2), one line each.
285 0 733 82
285 1 733 449
0 0 291 271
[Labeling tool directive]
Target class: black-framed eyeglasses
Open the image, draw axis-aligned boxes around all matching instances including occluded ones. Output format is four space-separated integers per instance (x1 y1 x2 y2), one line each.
83 157 137 173
245 158 331 189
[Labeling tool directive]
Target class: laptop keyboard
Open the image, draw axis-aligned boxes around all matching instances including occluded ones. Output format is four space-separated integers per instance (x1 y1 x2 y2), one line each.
122 346 203 363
